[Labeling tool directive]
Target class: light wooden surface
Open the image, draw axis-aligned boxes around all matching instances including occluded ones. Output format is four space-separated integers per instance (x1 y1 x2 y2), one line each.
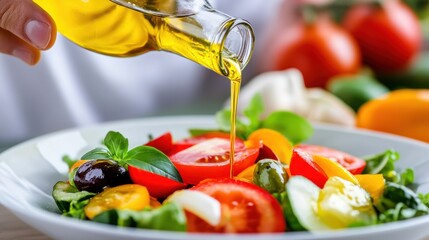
0 205 50 240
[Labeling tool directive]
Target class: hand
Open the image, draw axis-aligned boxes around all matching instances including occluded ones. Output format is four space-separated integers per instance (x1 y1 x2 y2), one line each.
0 0 56 65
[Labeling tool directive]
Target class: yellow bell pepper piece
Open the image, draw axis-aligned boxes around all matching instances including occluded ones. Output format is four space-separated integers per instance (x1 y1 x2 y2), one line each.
247 128 293 165
84 184 150 219
235 163 256 183
357 89 429 143
354 174 385 204
312 155 359 185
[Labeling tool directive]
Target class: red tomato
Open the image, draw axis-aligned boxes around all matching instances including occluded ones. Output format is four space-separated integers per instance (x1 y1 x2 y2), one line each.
128 166 186 199
187 178 286 233
271 15 361 88
289 149 328 188
295 144 366 174
342 0 422 73
169 137 259 185
256 144 279 161
170 132 231 154
144 132 173 155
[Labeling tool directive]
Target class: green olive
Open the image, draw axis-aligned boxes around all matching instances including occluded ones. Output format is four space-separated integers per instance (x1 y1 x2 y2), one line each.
253 159 288 193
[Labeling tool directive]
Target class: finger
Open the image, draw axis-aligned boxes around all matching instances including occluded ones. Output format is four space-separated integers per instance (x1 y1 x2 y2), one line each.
0 28 41 65
0 0 56 50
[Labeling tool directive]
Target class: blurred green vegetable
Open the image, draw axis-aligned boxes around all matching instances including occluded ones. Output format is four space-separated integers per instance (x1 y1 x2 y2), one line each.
327 74 389 111
377 52 429 89
376 182 429 223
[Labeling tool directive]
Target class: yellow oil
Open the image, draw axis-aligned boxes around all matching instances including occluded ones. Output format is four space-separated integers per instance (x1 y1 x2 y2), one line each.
34 0 243 178
33 0 230 77
222 58 241 178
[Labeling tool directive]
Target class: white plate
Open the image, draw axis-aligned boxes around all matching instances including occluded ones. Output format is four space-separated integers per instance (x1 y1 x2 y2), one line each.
1 115 429 240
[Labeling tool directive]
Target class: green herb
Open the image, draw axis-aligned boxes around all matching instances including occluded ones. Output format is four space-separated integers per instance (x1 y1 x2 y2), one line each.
62 155 78 170
375 182 429 223
261 111 313 145
362 149 414 185
81 131 182 183
418 193 429 208
92 202 186 231
193 94 313 145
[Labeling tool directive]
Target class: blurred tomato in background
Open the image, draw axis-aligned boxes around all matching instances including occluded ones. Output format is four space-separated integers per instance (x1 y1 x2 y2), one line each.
342 0 422 74
271 14 361 88
254 0 429 143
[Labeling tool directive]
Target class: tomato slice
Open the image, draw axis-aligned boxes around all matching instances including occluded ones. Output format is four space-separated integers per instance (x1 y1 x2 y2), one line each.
144 132 174 155
187 178 286 233
289 149 328 188
128 166 186 199
169 137 259 185
170 132 231 154
295 144 366 174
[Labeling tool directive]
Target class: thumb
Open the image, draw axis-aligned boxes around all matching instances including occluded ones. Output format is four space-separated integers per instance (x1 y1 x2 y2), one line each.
0 0 56 50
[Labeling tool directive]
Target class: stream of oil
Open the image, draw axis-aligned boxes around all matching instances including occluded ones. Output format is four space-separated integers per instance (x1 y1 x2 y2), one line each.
223 58 241 178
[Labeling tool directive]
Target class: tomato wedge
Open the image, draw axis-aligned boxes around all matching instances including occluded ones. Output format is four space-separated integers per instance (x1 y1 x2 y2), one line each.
169 137 259 185
144 132 174 155
170 132 231 154
289 149 328 188
128 166 186 199
187 178 286 233
295 144 366 174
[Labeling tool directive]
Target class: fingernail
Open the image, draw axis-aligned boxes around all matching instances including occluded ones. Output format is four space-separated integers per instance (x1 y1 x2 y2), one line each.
25 20 51 49
12 48 34 65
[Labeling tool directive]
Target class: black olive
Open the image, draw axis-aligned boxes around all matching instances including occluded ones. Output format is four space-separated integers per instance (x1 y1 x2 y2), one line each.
73 159 131 193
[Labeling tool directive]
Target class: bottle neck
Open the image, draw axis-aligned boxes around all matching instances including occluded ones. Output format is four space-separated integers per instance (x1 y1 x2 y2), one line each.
154 6 255 78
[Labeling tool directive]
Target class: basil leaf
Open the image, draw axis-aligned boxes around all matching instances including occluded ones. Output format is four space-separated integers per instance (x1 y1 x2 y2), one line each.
93 202 186 231
103 131 129 160
188 128 222 137
215 109 232 132
419 193 429 208
62 155 78 169
126 146 182 182
243 93 264 132
261 111 313 145
81 148 111 160
215 109 248 139
400 168 415 186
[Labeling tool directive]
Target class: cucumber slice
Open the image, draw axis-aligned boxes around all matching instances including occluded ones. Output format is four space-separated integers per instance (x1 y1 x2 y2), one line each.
286 176 330 231
52 181 95 213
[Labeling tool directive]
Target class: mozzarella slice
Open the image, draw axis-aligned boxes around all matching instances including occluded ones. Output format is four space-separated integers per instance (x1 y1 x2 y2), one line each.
165 190 221 226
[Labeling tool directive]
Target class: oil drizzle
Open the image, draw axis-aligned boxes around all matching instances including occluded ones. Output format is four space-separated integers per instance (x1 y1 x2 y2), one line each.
223 58 241 178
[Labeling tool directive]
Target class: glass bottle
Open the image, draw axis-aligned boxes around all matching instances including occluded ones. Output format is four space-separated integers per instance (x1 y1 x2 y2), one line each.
33 0 255 78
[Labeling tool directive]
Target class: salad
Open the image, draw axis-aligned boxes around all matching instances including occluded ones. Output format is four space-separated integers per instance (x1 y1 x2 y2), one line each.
52 95 429 233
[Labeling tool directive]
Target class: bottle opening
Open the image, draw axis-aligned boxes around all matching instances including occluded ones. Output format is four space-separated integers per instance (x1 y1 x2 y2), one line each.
216 19 255 77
